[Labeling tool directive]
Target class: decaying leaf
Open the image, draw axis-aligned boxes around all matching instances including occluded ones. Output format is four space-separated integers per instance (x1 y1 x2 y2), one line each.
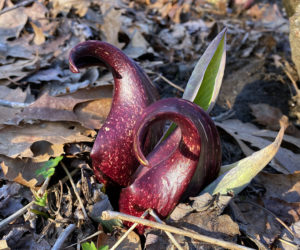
30 21 46 45
216 119 300 174
277 220 300 249
202 116 288 195
124 30 152 58
146 209 240 249
11 85 112 129
100 4 125 49
255 172 300 223
0 86 27 125
250 103 300 136
0 182 32 217
98 228 141 249
0 122 95 159
234 199 282 247
50 0 90 17
0 156 46 188
0 54 39 80
0 7 27 42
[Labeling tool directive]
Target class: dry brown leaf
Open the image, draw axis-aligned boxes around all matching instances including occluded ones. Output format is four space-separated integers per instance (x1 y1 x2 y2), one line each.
100 5 125 49
0 53 39 80
0 0 5 10
102 228 141 249
0 7 27 42
250 103 300 136
11 85 113 129
74 98 112 129
236 200 282 247
50 0 90 17
146 210 239 249
0 122 95 159
25 2 49 30
30 22 45 45
255 172 300 223
217 119 300 174
0 156 45 188
124 30 152 58
0 182 32 216
0 86 27 125
278 220 300 249
0 240 9 250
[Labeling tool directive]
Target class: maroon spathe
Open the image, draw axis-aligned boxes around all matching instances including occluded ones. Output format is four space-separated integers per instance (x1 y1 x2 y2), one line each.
119 98 221 234
69 41 160 187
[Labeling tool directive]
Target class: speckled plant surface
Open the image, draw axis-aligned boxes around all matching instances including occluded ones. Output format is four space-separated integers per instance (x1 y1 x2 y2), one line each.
119 98 221 234
69 41 161 187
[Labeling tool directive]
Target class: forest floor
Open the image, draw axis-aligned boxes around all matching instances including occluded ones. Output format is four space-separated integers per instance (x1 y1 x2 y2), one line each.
0 0 299 249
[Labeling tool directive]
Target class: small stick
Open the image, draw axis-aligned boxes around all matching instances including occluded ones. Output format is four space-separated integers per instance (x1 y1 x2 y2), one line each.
0 0 35 15
0 99 30 108
149 209 184 250
37 176 51 196
284 69 300 95
147 70 185 92
278 238 299 248
110 210 149 250
64 230 104 249
52 224 76 250
158 74 185 93
61 162 88 220
0 175 51 230
0 200 34 230
48 168 79 192
102 211 253 250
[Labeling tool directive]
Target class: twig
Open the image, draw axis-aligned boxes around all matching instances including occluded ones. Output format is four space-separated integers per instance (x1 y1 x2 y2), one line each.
0 200 35 230
0 0 35 15
52 224 76 250
110 210 149 250
64 230 104 249
48 168 79 192
284 69 300 95
278 238 299 248
102 211 253 250
147 70 185 92
212 109 235 122
61 162 88 220
37 176 51 196
0 99 30 108
149 209 184 250
0 176 51 230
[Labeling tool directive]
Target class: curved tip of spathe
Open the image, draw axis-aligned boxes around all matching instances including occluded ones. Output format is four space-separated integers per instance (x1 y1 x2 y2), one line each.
69 48 80 73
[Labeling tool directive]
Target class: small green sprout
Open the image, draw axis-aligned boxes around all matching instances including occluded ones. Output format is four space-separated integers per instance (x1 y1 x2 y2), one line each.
36 156 64 179
34 192 48 207
81 242 108 250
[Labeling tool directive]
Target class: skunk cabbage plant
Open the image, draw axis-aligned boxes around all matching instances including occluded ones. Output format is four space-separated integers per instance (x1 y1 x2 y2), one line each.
119 98 221 233
69 41 161 187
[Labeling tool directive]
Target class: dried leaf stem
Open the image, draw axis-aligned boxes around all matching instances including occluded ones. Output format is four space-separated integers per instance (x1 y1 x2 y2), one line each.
0 200 34 230
149 209 184 250
61 162 88 220
110 210 149 250
102 211 253 250
147 70 185 92
65 230 104 249
0 0 35 16
52 224 76 250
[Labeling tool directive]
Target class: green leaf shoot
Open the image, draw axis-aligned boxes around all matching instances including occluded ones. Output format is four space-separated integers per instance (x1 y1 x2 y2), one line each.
36 156 63 179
